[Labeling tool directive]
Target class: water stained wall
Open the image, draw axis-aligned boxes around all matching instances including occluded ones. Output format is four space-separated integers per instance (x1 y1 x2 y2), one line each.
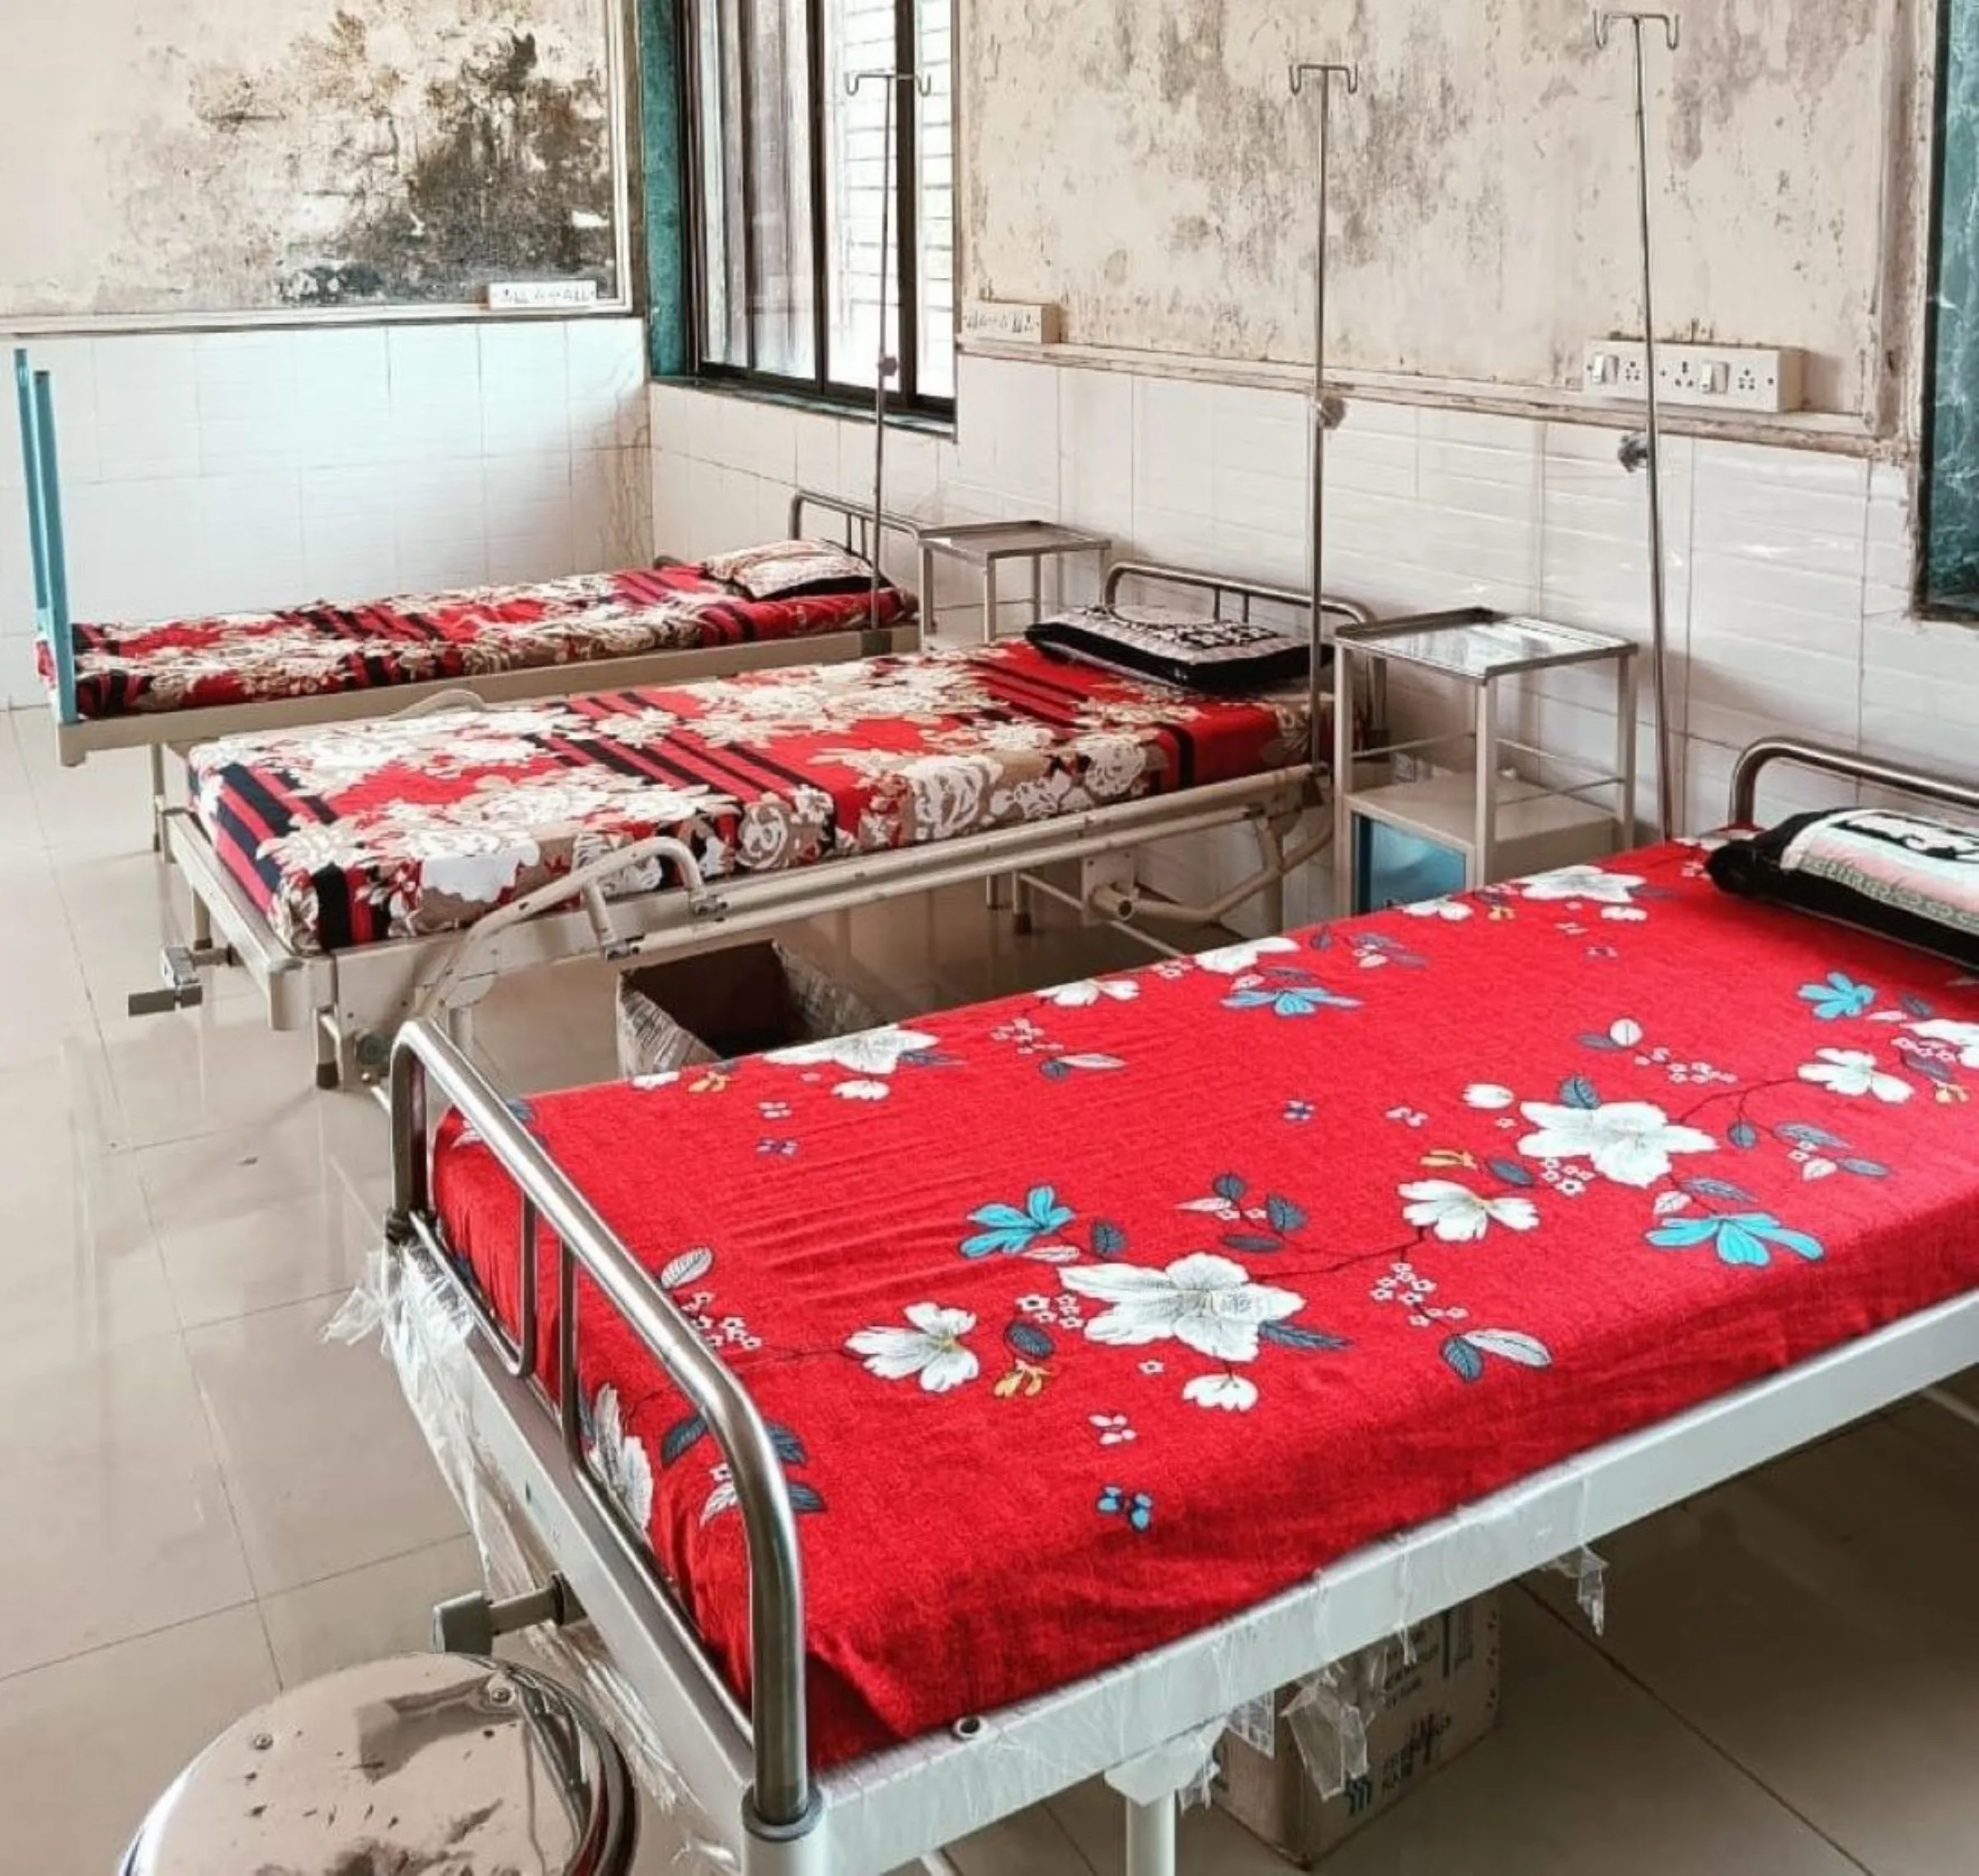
1 0 619 318
961 0 1911 418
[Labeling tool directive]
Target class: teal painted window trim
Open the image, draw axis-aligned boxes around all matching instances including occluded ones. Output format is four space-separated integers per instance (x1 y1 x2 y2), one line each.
639 0 690 378
1925 0 1979 610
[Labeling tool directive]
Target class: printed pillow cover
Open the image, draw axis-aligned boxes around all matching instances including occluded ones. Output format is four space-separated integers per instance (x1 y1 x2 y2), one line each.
703 538 882 602
1710 806 1979 968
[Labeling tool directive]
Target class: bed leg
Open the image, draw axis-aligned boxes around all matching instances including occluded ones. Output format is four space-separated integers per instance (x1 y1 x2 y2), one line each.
984 874 1012 914
148 743 167 854
314 1012 342 1092
1261 872 1286 935
1123 1794 1178 1876
1013 873 1035 937
190 889 214 953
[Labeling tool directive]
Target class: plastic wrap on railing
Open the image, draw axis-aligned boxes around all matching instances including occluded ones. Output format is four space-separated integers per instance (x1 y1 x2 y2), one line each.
326 1251 739 1874
1544 1545 1610 1635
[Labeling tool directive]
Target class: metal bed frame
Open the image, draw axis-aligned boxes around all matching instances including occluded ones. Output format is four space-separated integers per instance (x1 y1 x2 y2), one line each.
12 348 920 825
373 736 1979 1876
140 564 1372 1088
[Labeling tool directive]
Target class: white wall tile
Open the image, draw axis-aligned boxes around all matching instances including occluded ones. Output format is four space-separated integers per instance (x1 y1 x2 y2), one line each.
954 354 1060 510
90 336 197 483
652 451 693 551
63 481 205 622
1132 375 1215 529
1059 369 1135 548
480 323 573 458
792 411 850 502
567 319 647 452
301 511 399 605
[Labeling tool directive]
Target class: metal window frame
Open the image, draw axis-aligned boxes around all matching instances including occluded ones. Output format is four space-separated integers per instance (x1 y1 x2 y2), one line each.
680 0 955 418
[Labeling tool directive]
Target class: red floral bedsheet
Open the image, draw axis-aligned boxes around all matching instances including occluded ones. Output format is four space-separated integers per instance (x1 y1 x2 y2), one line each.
190 642 1316 954
41 559 913 721
430 848 1979 1768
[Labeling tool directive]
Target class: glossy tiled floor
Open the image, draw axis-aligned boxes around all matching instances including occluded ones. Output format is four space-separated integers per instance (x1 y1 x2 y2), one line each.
4 708 1977 1874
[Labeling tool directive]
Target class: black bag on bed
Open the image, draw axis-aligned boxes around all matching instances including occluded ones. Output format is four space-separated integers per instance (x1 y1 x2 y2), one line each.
1708 805 1979 967
1027 604 1321 694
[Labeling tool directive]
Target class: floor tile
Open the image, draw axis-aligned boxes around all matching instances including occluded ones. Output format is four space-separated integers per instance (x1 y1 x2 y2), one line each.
186 1294 468 1596
1530 1413 1979 1876
0 1606 280 1875
155 1178 379 1329
259 1536 482 1687
12 1154 182 1380
0 1333 256 1677
101 1002 334 1150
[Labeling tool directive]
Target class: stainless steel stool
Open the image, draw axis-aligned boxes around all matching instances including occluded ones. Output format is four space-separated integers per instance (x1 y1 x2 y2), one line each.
120 1653 638 1874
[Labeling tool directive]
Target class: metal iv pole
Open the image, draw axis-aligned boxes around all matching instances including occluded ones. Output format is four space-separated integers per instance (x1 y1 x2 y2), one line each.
1595 9 1681 840
846 66 932 627
1289 59 1359 778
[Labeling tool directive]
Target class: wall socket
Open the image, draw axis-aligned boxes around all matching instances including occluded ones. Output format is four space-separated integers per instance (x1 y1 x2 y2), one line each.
1582 341 1803 415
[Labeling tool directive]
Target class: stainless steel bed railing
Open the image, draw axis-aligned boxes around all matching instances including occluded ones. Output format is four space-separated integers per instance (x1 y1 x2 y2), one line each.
1102 559 1373 633
789 488 922 571
1731 737 1979 826
1103 561 1383 745
387 1019 816 1835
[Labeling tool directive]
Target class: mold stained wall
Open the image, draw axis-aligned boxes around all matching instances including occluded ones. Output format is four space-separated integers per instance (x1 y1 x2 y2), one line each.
0 0 621 317
960 0 1916 424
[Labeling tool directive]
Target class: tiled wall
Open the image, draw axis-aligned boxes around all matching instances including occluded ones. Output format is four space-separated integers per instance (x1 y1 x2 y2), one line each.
2 317 652 708
653 350 1976 928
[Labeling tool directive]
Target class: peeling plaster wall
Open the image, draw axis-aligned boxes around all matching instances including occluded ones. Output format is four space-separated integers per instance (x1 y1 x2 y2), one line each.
961 0 1911 419
0 0 621 319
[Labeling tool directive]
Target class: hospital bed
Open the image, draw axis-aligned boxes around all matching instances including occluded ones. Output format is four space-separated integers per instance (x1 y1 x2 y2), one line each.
140 562 1372 1087
13 349 919 827
357 735 1979 1876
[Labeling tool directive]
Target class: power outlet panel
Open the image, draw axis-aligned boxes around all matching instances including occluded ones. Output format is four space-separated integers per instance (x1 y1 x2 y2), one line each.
1582 341 1803 415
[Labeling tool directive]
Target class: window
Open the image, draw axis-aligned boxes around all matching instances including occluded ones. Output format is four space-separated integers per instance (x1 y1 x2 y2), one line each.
1924 0 1979 612
682 0 954 412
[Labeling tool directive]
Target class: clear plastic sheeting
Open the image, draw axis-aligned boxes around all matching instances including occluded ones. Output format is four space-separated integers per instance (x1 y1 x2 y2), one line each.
327 1251 740 1876
1281 1655 1375 1802
1101 1717 1226 1813
1544 1545 1610 1635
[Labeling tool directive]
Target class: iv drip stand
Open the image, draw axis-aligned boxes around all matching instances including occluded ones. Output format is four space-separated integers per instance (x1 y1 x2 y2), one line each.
1289 59 1359 778
1595 9 1681 841
847 68 933 628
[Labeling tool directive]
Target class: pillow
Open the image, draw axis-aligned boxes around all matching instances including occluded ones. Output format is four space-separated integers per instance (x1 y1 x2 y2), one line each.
1707 804 1979 966
703 538 883 601
1027 604 1322 694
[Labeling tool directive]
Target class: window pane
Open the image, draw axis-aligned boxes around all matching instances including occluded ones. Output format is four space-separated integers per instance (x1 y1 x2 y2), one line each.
693 0 747 366
1929 0 1979 608
746 0 816 378
824 0 901 392
915 0 955 400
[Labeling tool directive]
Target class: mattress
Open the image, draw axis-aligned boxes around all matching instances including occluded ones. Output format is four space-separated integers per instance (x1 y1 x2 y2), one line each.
41 557 913 721
428 845 1979 1770
188 641 1317 954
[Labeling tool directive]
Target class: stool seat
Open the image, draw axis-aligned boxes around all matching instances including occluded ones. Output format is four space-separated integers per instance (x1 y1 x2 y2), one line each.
121 1653 637 1875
